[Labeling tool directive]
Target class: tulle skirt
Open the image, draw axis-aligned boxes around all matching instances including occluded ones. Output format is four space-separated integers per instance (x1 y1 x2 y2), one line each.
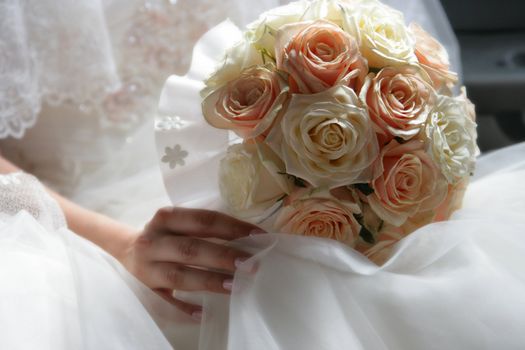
1 143 525 349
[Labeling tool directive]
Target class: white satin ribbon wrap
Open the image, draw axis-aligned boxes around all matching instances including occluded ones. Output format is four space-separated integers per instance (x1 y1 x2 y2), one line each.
156 10 525 350
157 21 239 209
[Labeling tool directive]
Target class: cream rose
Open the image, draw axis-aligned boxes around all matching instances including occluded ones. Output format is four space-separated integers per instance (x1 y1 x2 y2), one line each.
274 194 361 247
246 1 311 52
219 143 292 217
202 64 288 139
342 1 417 67
367 140 448 226
461 87 476 122
202 38 262 97
410 23 458 93
426 94 479 184
360 66 434 140
266 85 379 188
275 20 367 94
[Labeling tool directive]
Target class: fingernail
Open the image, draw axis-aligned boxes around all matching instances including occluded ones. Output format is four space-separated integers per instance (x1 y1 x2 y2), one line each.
223 279 233 291
234 258 247 269
249 228 267 236
235 258 258 274
191 311 202 322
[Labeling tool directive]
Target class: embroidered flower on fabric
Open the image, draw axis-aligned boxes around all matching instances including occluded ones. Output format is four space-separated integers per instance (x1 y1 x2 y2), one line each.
155 115 184 131
161 144 188 169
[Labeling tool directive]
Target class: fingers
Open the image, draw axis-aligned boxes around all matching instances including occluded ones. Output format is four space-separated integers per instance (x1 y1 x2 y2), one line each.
154 288 203 320
150 207 266 240
133 206 262 320
148 262 233 294
149 235 250 272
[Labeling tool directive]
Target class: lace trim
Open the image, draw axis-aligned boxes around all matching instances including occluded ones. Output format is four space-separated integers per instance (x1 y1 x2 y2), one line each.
0 92 40 139
0 1 39 139
0 0 285 139
0 0 120 139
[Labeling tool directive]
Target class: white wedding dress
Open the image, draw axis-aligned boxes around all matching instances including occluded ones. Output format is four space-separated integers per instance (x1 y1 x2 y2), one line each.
1 0 525 349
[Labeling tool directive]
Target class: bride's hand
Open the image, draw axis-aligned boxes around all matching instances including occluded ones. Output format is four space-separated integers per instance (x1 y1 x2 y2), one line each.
122 207 265 319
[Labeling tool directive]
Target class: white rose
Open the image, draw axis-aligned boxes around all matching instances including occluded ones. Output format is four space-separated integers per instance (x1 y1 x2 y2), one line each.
301 0 354 26
426 93 480 184
246 1 311 56
202 38 263 98
246 0 362 56
342 0 417 67
266 85 379 188
219 143 293 217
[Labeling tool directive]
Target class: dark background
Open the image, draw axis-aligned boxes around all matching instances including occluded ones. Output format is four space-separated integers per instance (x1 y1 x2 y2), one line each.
440 0 525 152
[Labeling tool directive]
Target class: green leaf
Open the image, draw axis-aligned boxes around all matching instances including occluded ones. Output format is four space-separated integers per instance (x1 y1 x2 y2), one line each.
359 226 376 244
377 220 384 233
394 136 407 144
259 48 276 65
277 171 308 188
294 177 307 188
275 69 289 82
264 24 277 37
355 183 374 196
276 194 287 203
353 213 364 224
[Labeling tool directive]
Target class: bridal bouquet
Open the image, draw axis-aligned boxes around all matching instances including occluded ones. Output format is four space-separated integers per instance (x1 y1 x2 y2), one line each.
198 0 478 263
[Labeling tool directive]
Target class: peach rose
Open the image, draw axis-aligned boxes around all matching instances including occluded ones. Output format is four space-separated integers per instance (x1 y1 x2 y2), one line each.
362 175 467 265
360 66 434 141
274 194 361 247
361 224 403 265
361 205 441 265
275 20 367 94
434 178 469 222
410 23 458 93
266 85 379 188
367 140 448 226
202 64 288 139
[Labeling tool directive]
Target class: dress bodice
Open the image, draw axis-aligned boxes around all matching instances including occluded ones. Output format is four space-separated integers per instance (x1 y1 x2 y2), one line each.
0 0 284 205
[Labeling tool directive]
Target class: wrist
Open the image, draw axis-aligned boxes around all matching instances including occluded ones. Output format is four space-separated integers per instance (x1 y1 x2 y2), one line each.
57 194 138 262
93 213 138 263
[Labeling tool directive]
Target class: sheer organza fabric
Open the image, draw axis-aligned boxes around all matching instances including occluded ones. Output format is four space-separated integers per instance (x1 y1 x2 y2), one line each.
196 146 525 349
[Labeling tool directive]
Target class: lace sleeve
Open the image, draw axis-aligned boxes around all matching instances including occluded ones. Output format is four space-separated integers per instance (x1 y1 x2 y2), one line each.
0 172 66 231
0 0 120 139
